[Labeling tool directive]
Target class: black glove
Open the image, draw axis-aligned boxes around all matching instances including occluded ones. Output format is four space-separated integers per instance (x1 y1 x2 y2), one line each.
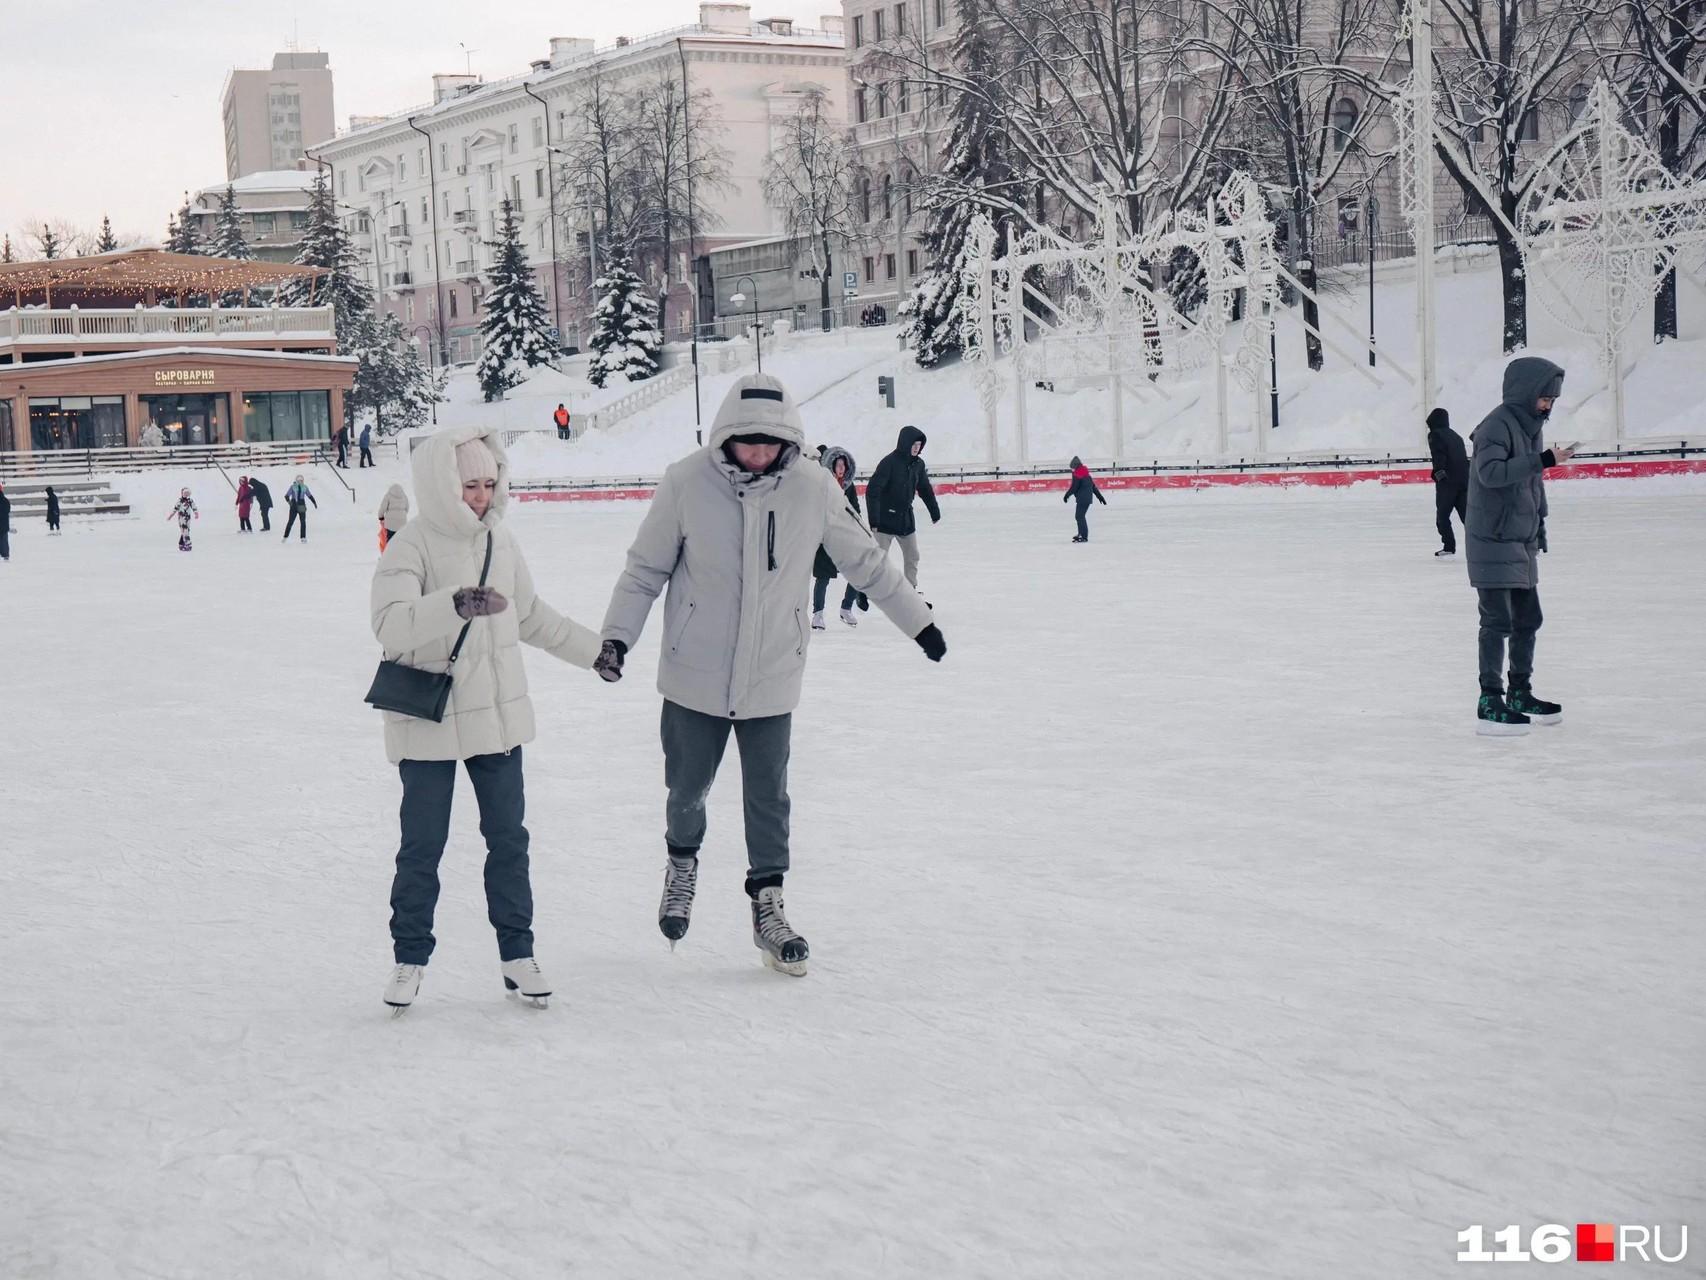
931 512 941 524
914 624 946 662
593 638 627 682
1063 493 1070 504
1537 523 1549 554
1433 469 1446 482
453 586 509 619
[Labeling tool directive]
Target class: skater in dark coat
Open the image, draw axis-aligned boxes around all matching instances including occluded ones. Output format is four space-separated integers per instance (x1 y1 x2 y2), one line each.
248 476 274 531
1063 456 1106 542
1427 407 1469 557
46 486 61 533
864 425 941 587
1465 356 1577 736
358 424 375 468
810 446 868 628
0 481 10 561
334 425 350 468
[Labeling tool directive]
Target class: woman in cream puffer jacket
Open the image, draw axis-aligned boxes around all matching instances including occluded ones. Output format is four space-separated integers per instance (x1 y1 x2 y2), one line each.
370 425 602 763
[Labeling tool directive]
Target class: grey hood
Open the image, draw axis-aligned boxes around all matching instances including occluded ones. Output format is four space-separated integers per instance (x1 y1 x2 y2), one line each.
1501 357 1565 430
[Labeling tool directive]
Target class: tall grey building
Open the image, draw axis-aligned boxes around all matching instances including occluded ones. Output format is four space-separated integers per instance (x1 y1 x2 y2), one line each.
222 52 336 180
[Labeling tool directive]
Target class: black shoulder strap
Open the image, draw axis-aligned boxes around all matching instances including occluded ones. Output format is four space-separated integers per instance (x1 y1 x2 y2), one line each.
446 532 494 667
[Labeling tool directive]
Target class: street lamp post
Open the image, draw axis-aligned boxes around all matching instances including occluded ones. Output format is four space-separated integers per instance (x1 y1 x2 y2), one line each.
408 323 439 424
729 274 761 372
1367 195 1379 369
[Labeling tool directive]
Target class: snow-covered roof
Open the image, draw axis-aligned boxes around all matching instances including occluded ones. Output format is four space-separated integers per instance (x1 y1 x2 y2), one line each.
23 346 357 369
215 170 317 194
310 22 843 151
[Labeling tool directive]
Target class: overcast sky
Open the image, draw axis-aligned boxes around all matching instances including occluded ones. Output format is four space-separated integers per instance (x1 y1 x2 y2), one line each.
0 0 837 253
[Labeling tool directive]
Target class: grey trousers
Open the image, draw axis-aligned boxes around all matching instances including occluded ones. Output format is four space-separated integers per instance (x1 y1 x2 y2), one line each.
1477 587 1543 693
661 700 792 878
873 530 921 587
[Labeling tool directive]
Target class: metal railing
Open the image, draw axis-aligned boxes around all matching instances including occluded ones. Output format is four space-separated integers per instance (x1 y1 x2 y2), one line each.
0 305 337 349
0 438 398 480
1309 215 1498 272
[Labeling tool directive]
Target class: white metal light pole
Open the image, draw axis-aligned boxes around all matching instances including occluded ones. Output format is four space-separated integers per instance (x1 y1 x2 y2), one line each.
1405 0 1439 418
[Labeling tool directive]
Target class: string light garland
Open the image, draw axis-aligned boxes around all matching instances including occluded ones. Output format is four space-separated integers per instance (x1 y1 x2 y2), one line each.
0 250 326 307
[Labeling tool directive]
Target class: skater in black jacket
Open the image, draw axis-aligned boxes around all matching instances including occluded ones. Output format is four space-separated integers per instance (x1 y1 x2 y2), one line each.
0 481 10 561
1063 456 1106 542
45 486 61 533
248 476 274 531
1427 407 1469 557
864 425 940 588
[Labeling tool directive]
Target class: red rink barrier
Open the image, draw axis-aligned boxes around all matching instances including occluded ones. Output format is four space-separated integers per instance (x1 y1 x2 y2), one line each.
512 458 1706 503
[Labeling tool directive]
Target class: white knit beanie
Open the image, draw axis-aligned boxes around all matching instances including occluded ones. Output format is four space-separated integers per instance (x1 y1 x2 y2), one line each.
455 437 498 484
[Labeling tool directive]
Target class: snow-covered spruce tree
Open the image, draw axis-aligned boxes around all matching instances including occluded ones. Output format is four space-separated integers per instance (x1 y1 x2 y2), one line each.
347 312 444 434
96 216 119 253
901 2 1019 367
587 256 661 388
165 196 203 255
210 186 253 261
475 198 556 401
276 167 372 351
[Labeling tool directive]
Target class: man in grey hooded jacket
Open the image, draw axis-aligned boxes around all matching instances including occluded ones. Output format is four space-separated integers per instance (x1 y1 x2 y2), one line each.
1465 355 1577 735
594 374 946 976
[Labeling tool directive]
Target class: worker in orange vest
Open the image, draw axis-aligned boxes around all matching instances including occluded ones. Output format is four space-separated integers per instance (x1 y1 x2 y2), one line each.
553 403 571 440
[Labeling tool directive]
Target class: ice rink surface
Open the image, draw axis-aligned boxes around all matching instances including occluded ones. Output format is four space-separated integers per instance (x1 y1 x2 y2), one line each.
2 482 1702 1278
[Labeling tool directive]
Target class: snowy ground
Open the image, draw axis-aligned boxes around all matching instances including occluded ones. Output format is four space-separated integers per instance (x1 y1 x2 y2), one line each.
2 482 1703 1278
454 251 1706 477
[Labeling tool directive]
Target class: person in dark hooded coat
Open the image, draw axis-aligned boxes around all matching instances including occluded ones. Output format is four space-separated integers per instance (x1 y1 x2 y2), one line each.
1465 356 1577 735
811 446 868 627
0 481 11 561
247 476 275 531
1426 407 1469 556
45 486 62 533
864 425 940 588
1063 456 1106 542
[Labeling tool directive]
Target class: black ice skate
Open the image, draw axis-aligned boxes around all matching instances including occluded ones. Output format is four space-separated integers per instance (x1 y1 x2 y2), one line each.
1506 688 1562 725
659 851 699 947
750 884 809 976
1476 692 1531 737
1434 548 1455 557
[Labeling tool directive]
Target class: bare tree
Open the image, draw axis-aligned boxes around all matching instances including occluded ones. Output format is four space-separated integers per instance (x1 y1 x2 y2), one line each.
18 217 103 259
1190 0 1403 369
630 69 733 335
874 0 1242 240
763 88 868 330
1429 0 1614 351
554 65 651 267
1600 0 1706 339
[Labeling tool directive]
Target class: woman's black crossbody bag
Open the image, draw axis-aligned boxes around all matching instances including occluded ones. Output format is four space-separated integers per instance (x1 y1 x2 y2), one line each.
364 531 493 723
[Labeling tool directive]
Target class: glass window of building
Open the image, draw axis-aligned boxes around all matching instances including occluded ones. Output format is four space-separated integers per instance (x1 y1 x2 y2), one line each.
253 213 276 236
532 117 544 148
853 14 863 45
875 9 884 40
509 124 519 154
894 4 904 35
141 394 229 446
885 254 896 279
243 391 330 443
28 397 127 450
856 87 868 124
0 399 13 453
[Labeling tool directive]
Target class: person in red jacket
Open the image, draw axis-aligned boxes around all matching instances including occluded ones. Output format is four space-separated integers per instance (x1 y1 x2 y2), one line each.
553 403 571 440
1064 455 1107 542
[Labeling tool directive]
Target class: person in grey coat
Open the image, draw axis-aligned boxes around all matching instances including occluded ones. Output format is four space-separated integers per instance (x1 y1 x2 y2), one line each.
1465 356 1577 735
811 445 867 628
594 373 946 977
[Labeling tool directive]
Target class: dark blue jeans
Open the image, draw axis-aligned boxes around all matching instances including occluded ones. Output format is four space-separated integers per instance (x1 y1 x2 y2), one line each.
391 748 533 965
812 576 862 612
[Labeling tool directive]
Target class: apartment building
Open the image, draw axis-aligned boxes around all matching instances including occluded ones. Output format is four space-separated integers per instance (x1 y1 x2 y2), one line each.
186 170 317 265
222 52 336 180
305 5 845 364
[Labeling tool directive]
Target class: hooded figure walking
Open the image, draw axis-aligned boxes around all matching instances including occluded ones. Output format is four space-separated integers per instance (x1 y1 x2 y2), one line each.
370 426 605 1013
1427 408 1469 556
248 476 274 531
594 374 947 977
378 482 410 552
169 488 199 551
45 486 61 534
1466 356 1577 736
1063 456 1107 542
1 481 12 561
811 445 868 629
864 425 941 588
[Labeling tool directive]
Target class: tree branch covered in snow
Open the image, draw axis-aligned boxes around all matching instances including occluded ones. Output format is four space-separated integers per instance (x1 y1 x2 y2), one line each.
762 87 869 331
